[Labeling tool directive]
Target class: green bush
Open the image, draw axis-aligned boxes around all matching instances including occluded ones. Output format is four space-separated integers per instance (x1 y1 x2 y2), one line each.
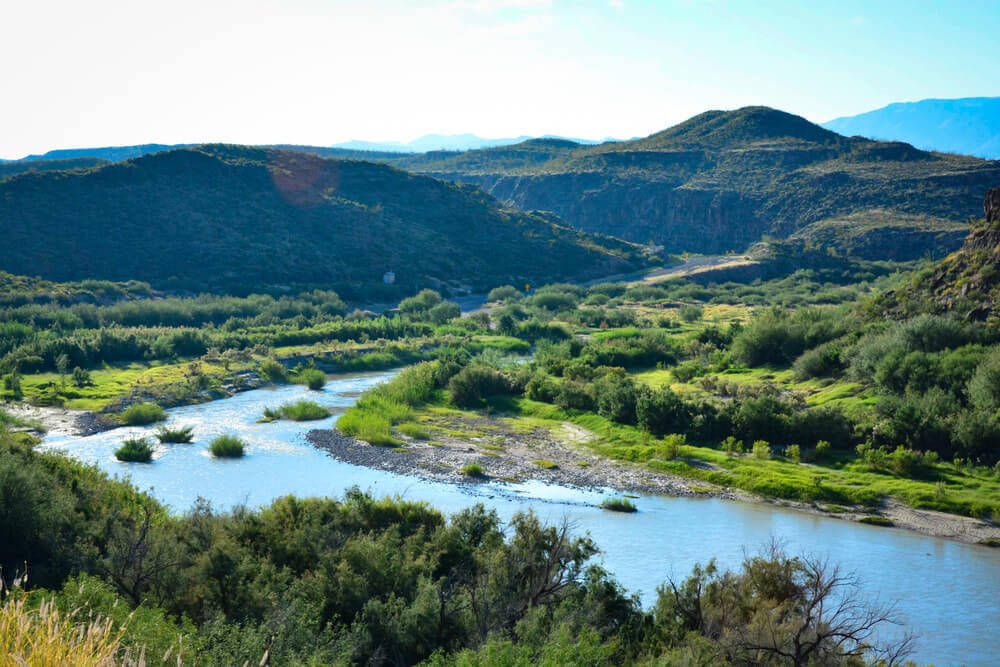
448 365 513 407
487 285 523 303
154 425 194 443
752 440 772 460
120 402 166 426
277 400 330 421
600 497 637 513
785 443 801 464
461 462 485 478
258 358 288 382
294 368 326 390
209 434 245 458
814 439 831 461
115 437 154 463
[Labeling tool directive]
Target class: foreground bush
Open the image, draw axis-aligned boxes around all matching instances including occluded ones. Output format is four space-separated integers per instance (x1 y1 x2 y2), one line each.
209 434 245 458
119 402 166 426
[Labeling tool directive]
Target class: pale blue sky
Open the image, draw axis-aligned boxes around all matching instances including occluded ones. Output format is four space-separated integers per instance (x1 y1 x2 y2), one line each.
2 0 998 158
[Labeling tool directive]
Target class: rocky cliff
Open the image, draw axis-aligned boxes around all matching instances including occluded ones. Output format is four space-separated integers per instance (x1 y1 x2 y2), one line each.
882 187 1000 322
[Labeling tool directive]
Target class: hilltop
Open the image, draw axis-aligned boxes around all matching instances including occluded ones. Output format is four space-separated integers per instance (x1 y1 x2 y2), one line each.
0 145 647 298
375 107 1000 260
823 97 1000 160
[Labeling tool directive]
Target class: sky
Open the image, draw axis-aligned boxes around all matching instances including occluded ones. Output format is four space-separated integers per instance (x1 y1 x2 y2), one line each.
2 0 999 159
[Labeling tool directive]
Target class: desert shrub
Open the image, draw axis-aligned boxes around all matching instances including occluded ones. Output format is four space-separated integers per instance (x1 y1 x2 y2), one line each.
525 373 558 403
588 282 628 298
595 373 641 425
398 288 442 316
679 305 703 323
258 358 288 382
487 285 523 302
814 440 831 461
209 434 245 458
792 341 845 380
554 380 595 411
752 440 771 460
448 365 513 407
637 387 689 437
115 437 153 462
526 290 578 313
427 301 461 325
120 402 166 426
154 425 194 443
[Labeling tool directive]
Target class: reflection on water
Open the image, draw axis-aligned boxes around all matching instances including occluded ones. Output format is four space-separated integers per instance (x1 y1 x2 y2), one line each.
40 370 1000 666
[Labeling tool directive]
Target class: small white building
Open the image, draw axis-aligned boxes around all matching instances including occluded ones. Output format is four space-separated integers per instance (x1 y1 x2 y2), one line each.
383 271 395 284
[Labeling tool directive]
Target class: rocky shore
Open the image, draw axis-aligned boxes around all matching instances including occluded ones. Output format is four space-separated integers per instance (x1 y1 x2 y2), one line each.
306 422 1000 547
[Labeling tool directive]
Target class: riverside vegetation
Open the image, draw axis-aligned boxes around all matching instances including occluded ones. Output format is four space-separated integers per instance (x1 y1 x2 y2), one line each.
0 423 915 665
2 188 1000 662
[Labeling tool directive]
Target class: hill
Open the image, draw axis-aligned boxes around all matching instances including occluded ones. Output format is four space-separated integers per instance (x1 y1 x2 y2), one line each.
0 156 110 181
880 187 1000 324
822 97 1000 159
382 107 1000 260
19 143 190 163
0 145 647 298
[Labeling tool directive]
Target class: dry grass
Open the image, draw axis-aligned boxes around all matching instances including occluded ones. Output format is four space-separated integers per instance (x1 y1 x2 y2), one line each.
0 595 141 666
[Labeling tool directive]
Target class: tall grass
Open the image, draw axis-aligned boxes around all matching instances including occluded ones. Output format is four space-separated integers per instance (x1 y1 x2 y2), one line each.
265 399 330 422
119 402 166 426
337 361 438 445
209 433 245 458
154 425 194 443
600 497 638 513
0 596 131 666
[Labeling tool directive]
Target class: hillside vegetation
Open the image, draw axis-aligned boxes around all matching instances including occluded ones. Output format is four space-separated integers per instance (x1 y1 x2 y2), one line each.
363 107 1000 259
0 145 648 298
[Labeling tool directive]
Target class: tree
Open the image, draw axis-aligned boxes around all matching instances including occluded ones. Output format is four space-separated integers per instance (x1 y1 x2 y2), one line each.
654 542 915 667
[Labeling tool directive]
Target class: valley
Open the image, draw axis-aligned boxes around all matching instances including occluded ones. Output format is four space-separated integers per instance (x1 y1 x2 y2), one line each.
2 109 1000 665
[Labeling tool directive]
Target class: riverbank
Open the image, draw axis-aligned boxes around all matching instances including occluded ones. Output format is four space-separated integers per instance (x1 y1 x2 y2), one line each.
2 402 113 436
307 420 1000 547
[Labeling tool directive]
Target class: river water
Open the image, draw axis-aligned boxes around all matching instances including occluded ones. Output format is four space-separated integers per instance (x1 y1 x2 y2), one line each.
40 370 1000 666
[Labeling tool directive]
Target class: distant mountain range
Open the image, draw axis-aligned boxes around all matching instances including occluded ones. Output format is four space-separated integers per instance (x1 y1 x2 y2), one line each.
0 145 646 297
330 133 606 153
822 97 1000 159
4 105 998 284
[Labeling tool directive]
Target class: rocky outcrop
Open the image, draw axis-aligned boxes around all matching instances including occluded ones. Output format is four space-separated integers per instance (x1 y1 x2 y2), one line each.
882 188 1000 322
985 187 1000 223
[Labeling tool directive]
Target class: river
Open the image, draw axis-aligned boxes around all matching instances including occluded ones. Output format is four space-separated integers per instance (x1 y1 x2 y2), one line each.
40 369 1000 666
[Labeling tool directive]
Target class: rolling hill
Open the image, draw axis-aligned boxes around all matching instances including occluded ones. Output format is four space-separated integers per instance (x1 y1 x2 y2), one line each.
370 107 1000 260
0 145 647 298
822 97 1000 160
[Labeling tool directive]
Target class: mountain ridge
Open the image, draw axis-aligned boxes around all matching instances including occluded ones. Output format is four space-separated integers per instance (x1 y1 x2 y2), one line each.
822 97 1000 159
382 106 1000 260
0 145 648 297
